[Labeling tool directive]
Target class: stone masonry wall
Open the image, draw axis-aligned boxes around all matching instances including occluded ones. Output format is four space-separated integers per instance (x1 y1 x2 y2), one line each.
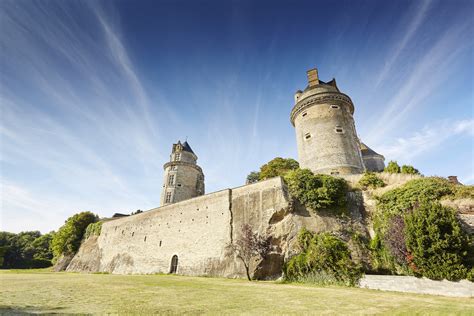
68 177 297 278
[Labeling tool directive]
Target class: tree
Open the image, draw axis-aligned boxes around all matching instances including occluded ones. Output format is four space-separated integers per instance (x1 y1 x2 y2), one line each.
246 171 260 184
401 165 420 175
0 231 54 268
404 202 471 281
384 161 401 173
51 212 98 262
229 224 270 281
284 169 347 212
259 158 299 180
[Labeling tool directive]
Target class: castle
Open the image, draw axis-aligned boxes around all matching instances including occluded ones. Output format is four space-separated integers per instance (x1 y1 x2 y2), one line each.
159 68 385 206
66 68 387 278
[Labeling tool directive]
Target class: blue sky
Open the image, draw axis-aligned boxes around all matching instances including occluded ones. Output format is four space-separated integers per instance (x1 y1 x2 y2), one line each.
1 0 473 233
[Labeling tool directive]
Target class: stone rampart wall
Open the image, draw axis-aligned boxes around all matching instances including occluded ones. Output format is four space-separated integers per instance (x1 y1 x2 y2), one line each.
68 177 292 278
93 189 232 275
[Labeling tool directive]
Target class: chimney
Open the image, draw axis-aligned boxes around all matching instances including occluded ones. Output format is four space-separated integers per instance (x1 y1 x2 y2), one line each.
307 68 319 87
448 176 461 185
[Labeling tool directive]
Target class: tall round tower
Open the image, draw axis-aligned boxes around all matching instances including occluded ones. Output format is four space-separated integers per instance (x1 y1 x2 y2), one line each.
160 140 205 206
290 68 365 175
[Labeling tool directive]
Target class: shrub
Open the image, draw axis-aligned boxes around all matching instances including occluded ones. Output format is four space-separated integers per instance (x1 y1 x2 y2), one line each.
51 212 98 262
284 169 347 213
451 185 474 200
375 177 453 234
358 172 385 190
404 203 471 281
384 215 408 265
84 222 102 239
285 229 362 286
259 158 299 180
401 165 420 175
384 161 400 173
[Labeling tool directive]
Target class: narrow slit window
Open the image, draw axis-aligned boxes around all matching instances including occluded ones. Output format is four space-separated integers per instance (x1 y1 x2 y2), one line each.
165 192 172 203
335 126 344 134
302 112 307 117
305 132 311 140
330 105 340 109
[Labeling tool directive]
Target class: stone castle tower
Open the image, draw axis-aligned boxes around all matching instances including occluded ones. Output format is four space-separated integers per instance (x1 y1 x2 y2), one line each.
160 141 205 206
290 68 365 175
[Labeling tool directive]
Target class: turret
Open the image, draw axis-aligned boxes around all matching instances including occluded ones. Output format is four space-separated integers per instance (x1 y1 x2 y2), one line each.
160 141 205 206
290 68 365 175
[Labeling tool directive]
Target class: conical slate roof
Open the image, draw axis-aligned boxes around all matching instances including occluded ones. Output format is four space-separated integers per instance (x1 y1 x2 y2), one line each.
181 141 195 154
360 142 383 157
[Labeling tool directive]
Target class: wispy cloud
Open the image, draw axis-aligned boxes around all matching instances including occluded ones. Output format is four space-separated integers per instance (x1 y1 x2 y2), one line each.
374 0 432 88
365 20 471 146
378 119 474 161
0 1 170 232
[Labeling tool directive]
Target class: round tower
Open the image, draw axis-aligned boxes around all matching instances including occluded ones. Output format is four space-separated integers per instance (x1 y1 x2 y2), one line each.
290 68 365 175
160 140 205 206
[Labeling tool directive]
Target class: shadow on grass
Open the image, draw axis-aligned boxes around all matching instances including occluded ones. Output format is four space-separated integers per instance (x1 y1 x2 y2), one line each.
0 305 68 315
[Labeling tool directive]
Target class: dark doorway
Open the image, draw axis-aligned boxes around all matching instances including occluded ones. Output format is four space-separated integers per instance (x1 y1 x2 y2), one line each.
170 255 178 274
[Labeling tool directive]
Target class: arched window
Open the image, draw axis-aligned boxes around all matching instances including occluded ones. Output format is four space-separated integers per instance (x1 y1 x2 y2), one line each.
170 255 178 274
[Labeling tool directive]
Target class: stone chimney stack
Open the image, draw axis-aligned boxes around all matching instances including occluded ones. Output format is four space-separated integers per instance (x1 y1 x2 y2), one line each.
307 68 319 87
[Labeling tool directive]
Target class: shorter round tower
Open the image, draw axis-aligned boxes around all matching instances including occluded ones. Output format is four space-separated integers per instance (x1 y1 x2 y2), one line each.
290 68 365 175
160 141 205 206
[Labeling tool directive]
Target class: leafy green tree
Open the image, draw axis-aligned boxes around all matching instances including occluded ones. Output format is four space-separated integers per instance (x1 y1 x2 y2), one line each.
0 231 54 268
404 203 471 281
246 171 260 184
358 172 385 189
284 169 347 212
259 158 299 180
384 161 401 173
31 232 54 263
285 229 362 286
51 212 98 262
401 165 420 175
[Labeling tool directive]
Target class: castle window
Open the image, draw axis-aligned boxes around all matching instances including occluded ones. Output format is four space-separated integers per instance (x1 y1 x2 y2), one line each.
177 184 182 187
168 175 174 186
330 105 340 109
302 112 307 117
165 192 172 203
159 240 162 247
305 132 311 140
335 126 344 134
175 153 181 161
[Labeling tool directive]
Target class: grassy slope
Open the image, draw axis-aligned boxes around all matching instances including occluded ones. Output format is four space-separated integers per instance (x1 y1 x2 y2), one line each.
0 270 473 315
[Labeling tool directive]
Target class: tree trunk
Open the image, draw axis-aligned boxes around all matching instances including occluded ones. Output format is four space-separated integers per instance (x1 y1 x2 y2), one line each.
244 263 251 281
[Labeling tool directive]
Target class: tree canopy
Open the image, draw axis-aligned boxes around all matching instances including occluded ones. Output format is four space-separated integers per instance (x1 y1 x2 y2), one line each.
0 231 54 268
51 211 98 262
259 157 299 180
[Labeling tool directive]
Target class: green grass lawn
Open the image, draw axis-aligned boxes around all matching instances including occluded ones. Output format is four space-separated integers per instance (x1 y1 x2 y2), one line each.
0 270 473 315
